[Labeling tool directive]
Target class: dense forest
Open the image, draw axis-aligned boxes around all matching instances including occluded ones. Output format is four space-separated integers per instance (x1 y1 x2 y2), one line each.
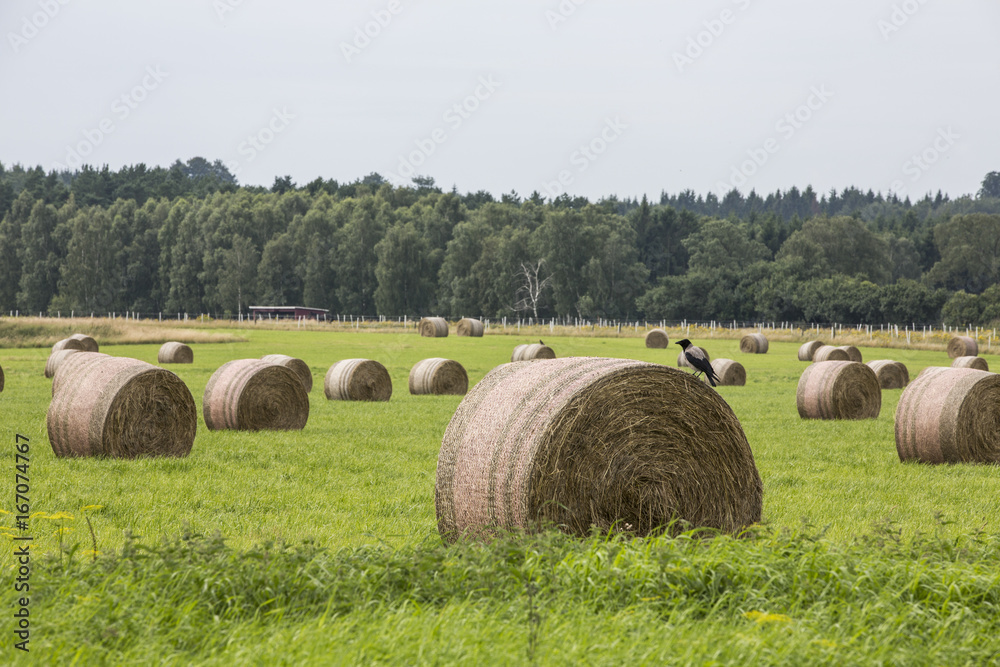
2 158 1000 326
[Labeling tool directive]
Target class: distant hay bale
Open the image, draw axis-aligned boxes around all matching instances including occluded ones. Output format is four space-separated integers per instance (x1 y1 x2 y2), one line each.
896 367 1000 463
947 336 978 359
409 358 468 395
324 359 392 401
203 360 309 431
711 359 746 386
52 338 85 353
740 333 769 354
645 329 669 349
261 354 313 392
952 356 989 372
837 346 863 363
512 343 556 362
812 345 849 363
796 361 881 420
419 317 449 338
158 342 193 364
51 352 110 394
798 340 824 361
456 318 484 337
435 357 763 541
46 356 196 458
69 333 99 352
866 360 910 389
677 346 710 368
45 349 82 379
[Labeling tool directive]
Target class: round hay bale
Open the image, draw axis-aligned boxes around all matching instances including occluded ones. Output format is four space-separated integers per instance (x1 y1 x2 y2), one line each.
418 317 449 338
261 354 313 392
896 367 1000 463
203 360 309 431
798 340 824 361
837 345 863 363
645 329 669 349
435 357 762 541
796 361 881 420
677 346 710 368
866 360 910 389
456 318 484 337
812 345 849 363
409 358 468 395
158 342 193 364
947 336 978 359
711 359 746 386
51 352 110 394
324 359 392 401
69 333 99 352
46 356 196 458
52 337 85 354
45 348 82 379
512 343 556 362
951 356 989 372
740 333 769 354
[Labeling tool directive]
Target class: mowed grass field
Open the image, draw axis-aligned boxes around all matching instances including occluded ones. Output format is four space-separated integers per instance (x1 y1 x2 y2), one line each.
3 327 1000 664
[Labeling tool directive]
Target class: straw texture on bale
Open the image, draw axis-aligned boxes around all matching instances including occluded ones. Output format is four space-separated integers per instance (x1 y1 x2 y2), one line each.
409 358 468 395
436 357 763 542
69 333 99 352
419 317 449 338
203 360 309 431
797 361 881 420
158 342 193 364
896 367 1000 464
798 340 824 361
837 345 863 363
456 318 484 337
45 349 81 379
645 329 669 349
261 354 313 392
677 346 710 368
47 356 196 458
812 345 849 363
324 359 392 401
52 337 85 353
866 360 910 389
952 356 989 372
740 333 769 354
947 336 978 359
711 359 746 386
512 343 556 362
51 352 110 394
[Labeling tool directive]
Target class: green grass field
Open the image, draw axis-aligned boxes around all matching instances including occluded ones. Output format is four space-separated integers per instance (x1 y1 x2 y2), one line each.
2 326 1000 664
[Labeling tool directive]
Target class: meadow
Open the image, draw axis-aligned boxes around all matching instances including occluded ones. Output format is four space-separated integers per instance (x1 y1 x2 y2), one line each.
2 322 1000 665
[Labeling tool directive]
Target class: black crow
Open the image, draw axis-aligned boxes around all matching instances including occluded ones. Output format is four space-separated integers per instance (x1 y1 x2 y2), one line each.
539 339 545 345
676 339 719 387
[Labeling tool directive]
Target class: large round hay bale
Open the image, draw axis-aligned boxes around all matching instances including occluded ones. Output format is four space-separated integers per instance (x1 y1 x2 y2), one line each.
837 345 863 363
512 343 556 362
324 359 392 401
436 357 762 541
947 336 978 359
896 367 1000 463
52 338 85 353
51 352 111 394
677 346 710 368
46 356 196 458
796 361 881 420
798 340 824 361
203 360 309 431
409 358 468 395
69 333 99 352
456 318 484 337
740 333 768 354
261 354 313 392
952 356 989 372
419 317 449 338
812 345 849 363
645 329 669 349
711 359 746 386
45 349 82 379
866 360 910 389
158 342 193 364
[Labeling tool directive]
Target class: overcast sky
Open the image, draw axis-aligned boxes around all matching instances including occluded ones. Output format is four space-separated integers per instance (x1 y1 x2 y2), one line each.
2 0 998 201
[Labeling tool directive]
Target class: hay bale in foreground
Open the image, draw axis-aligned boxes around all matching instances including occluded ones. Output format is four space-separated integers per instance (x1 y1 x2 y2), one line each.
645 329 669 349
47 356 196 458
837 345 863 363
45 349 82 379
419 317 449 338
436 357 763 541
456 318 484 337
711 359 746 386
798 340 824 361
812 345 849 363
952 356 989 372
947 336 978 359
796 361 881 420
677 346 710 368
52 338 85 354
158 342 193 364
203 360 309 431
740 333 768 354
512 343 555 362
324 359 392 401
866 360 910 389
409 358 468 395
51 352 110 394
896 367 1000 463
69 333 99 352
261 354 313 392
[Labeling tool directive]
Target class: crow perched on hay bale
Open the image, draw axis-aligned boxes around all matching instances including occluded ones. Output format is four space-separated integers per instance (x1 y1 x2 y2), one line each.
676 339 719 387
